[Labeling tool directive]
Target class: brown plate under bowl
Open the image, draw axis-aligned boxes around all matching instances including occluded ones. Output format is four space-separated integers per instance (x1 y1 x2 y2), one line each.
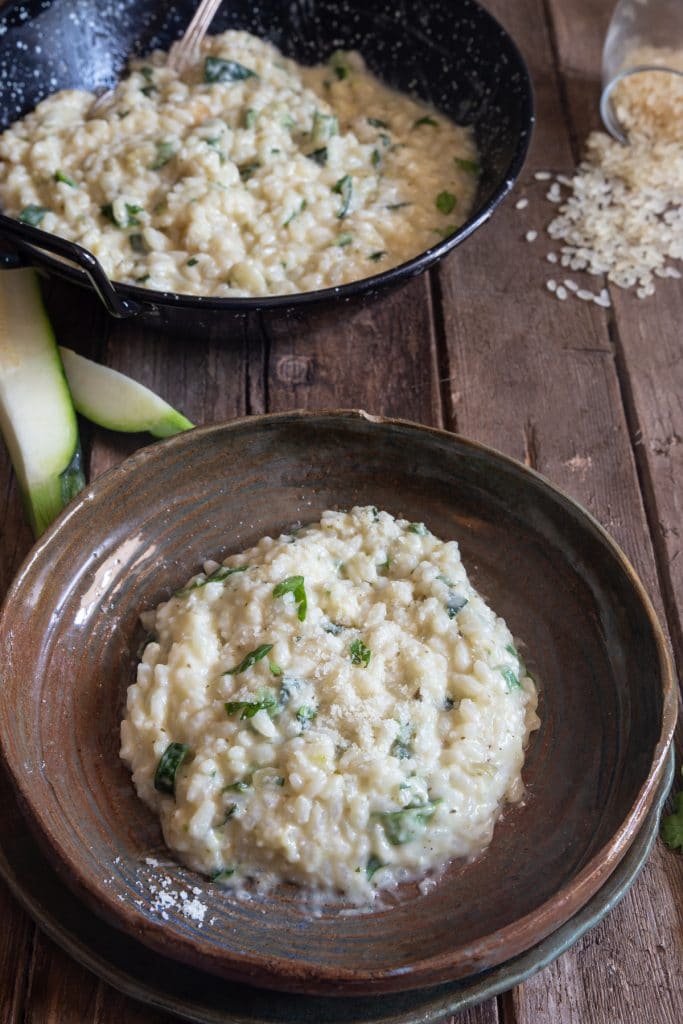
0 411 675 996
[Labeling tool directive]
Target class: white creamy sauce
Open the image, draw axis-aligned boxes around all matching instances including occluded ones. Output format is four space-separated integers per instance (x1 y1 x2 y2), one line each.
120 507 539 904
0 31 478 297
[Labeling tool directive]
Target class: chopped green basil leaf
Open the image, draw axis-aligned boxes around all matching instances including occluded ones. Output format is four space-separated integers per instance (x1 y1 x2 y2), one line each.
329 49 351 80
129 232 147 254
350 638 371 667
436 190 457 215
374 801 439 845
323 621 344 635
366 855 384 879
296 705 317 728
204 56 258 83
18 205 49 227
407 522 428 536
447 593 468 618
187 256 199 266
211 867 236 882
224 779 250 792
175 564 247 597
141 66 155 82
225 692 278 719
661 780 683 849
500 667 521 691
413 115 439 129
150 141 175 170
141 85 157 97
224 643 274 676
371 148 381 169
368 250 386 262
54 170 77 187
311 110 339 146
307 146 328 165
333 174 352 219
273 575 307 620
455 156 480 175
135 274 150 284
154 742 190 795
101 202 143 228
283 198 307 226
367 117 389 129
390 722 414 760
336 232 353 247
386 201 412 210
239 161 261 182
245 107 258 128
269 660 283 677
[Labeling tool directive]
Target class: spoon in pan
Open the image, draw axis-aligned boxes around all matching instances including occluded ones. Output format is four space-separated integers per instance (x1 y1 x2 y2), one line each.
88 0 223 118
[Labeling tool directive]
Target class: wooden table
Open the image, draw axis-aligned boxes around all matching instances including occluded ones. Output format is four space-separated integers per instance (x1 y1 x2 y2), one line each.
1 0 681 1020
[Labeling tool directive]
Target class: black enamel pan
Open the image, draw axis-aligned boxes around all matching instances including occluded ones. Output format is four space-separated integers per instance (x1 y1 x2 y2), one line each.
0 0 533 325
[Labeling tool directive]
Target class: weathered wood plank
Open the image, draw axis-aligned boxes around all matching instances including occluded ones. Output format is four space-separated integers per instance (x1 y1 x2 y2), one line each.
264 275 443 424
436 2 681 1023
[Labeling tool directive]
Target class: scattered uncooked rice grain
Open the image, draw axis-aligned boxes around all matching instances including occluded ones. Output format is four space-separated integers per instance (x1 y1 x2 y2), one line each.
544 46 683 299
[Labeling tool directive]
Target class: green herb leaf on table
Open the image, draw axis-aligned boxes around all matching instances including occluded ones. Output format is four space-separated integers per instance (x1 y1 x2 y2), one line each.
661 770 683 850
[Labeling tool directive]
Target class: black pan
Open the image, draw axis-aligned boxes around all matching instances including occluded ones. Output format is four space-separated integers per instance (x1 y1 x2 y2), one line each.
0 0 533 325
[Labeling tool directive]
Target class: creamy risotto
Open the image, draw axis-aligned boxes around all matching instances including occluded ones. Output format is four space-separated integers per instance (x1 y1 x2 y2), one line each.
0 31 478 297
120 507 539 903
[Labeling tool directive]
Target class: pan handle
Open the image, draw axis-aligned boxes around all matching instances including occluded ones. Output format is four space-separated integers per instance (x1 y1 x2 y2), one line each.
0 214 143 319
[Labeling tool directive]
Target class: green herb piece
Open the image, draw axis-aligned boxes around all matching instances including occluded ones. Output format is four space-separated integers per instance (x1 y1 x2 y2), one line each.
281 114 296 130
307 146 328 165
269 660 283 677
245 107 258 128
386 201 411 210
329 49 351 80
54 170 77 187
283 199 307 227
141 85 157 97
141 66 155 82
150 141 175 170
323 621 344 635
367 117 389 129
135 274 150 284
211 867 236 882
187 256 199 267
18 205 50 227
368 251 386 262
273 575 307 620
224 643 274 676
225 691 278 719
413 115 439 129
221 803 238 822
239 161 261 183
296 705 317 728
443 696 456 710
371 148 381 169
455 156 480 175
366 855 384 879
436 191 457 215
432 224 458 239
661 771 683 850
129 232 147 254
336 232 353 247
500 667 521 691
447 593 468 618
333 175 352 219
390 722 414 760
101 202 143 228
224 779 250 792
311 110 339 147
278 674 303 706
407 522 428 536
379 133 391 148
175 564 247 597
350 638 371 667
204 57 258 83
154 742 190 795
374 800 439 845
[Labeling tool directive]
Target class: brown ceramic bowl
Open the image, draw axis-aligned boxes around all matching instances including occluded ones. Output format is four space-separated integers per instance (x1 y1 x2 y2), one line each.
0 411 675 996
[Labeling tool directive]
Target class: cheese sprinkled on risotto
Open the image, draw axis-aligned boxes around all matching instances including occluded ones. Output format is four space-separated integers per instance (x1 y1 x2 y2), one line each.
120 507 539 904
0 31 478 297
